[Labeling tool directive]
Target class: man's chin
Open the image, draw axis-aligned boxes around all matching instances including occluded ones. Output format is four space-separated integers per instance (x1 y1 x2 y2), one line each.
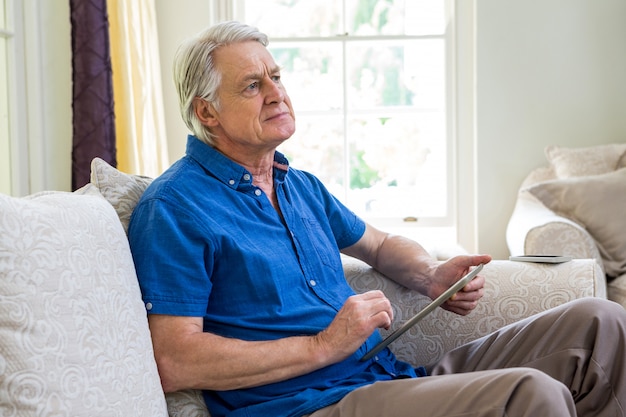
271 135 294 147
271 125 296 143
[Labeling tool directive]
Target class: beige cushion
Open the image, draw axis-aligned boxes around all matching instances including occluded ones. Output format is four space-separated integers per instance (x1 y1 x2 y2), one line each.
526 168 626 278
545 143 626 179
0 188 167 416
90 157 153 233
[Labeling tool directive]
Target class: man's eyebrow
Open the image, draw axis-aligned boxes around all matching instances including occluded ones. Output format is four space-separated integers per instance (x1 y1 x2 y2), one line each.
239 66 283 85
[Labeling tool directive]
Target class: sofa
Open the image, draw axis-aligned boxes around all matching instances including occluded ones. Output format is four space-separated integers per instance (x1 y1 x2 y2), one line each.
0 157 607 416
507 143 626 308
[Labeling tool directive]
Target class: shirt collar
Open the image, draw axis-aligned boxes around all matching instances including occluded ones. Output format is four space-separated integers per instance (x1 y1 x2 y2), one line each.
185 134 290 188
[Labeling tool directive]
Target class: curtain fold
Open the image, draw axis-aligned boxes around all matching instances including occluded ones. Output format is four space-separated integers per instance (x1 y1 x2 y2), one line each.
107 0 169 177
70 0 116 190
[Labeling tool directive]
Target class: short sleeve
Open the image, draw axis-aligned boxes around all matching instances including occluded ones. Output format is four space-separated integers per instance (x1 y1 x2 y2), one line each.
128 197 213 316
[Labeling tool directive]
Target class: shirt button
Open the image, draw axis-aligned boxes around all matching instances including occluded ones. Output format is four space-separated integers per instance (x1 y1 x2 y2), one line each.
254 189 262 196
309 280 317 287
145 302 153 311
228 179 235 185
243 174 251 181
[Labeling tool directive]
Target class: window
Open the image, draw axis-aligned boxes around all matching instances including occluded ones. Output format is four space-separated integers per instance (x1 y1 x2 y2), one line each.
230 0 456 242
0 0 11 195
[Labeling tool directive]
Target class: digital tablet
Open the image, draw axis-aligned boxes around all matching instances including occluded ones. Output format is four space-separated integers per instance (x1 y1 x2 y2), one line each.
360 264 484 362
509 255 572 263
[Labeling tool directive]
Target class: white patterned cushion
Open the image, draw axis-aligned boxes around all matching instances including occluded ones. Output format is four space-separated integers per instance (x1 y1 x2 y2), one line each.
0 188 168 416
90 157 153 233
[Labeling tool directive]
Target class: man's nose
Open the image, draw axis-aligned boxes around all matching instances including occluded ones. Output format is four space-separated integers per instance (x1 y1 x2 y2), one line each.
263 78 285 104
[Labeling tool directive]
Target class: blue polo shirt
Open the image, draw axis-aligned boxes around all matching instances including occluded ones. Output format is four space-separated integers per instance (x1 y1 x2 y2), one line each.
128 135 422 417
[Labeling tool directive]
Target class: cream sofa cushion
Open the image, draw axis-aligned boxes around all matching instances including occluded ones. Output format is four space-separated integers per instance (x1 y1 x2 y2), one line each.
545 143 626 178
526 168 626 278
0 188 167 416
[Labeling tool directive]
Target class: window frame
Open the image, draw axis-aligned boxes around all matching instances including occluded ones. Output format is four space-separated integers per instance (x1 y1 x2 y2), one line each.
219 0 460 242
0 0 61 197
1 0 35 197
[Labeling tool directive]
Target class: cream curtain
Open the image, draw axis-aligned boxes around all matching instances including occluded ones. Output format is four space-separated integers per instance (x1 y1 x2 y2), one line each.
107 0 169 176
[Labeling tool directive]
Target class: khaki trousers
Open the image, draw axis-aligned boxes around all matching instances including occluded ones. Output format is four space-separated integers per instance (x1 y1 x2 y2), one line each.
309 298 626 417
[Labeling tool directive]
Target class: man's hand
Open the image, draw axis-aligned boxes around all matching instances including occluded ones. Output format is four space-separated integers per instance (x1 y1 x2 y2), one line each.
315 290 393 361
429 255 491 316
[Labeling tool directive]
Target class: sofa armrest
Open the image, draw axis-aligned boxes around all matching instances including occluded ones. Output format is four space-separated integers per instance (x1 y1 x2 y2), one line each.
344 256 606 368
506 190 603 272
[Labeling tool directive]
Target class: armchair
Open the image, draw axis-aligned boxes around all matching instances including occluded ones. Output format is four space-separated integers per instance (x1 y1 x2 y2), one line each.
506 149 626 307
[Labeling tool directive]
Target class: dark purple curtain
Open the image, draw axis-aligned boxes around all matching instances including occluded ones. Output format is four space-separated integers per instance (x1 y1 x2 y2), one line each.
70 0 116 190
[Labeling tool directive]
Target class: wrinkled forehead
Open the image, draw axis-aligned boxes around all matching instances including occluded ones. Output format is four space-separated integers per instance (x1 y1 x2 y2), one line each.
214 41 279 83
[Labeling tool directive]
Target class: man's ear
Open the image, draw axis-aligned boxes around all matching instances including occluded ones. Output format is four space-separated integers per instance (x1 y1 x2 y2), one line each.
193 98 219 127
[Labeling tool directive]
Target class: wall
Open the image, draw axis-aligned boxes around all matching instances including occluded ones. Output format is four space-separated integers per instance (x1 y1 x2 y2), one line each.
154 0 213 162
474 0 626 258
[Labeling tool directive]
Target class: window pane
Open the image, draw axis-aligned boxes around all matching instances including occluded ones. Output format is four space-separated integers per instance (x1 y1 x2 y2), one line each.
345 0 445 36
278 115 345 197
345 112 447 218
244 0 445 38
270 42 343 112
346 39 445 109
243 0 343 37
403 0 446 36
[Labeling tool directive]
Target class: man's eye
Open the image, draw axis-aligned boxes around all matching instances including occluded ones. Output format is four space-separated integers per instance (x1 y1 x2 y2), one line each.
271 75 281 83
247 82 259 90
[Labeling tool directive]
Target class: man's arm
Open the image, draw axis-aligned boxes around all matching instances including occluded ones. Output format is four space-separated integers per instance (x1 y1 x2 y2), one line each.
341 223 491 315
149 288 394 392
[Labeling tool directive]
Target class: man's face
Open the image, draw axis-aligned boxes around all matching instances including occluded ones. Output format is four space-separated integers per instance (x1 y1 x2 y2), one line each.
208 41 296 151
